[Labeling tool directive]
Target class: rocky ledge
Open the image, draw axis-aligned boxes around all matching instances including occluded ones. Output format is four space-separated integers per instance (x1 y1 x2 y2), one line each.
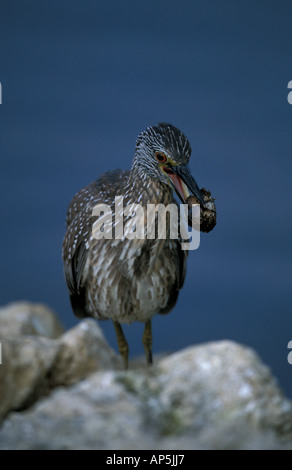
0 301 291 450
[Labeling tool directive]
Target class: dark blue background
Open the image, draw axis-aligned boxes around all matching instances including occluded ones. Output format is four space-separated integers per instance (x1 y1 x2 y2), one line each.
1 1 291 396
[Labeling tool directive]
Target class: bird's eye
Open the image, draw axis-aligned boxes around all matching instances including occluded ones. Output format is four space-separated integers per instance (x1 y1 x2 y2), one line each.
155 152 167 163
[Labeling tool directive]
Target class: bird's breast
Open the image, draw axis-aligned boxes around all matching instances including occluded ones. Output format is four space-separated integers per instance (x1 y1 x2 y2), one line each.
86 236 177 323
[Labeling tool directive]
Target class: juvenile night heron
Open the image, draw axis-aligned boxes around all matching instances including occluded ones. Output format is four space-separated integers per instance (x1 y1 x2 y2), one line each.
62 122 210 368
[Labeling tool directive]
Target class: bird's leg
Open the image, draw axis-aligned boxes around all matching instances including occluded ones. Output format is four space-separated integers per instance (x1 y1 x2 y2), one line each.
142 319 153 366
113 321 129 369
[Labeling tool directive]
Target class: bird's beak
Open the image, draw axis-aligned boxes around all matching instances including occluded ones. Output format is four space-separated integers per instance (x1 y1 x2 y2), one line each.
162 164 205 207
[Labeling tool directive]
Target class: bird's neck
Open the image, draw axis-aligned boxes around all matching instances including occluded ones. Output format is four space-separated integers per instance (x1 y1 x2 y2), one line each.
125 165 173 206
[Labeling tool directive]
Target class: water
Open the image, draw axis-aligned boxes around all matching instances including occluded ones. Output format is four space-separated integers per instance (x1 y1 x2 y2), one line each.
0 0 291 397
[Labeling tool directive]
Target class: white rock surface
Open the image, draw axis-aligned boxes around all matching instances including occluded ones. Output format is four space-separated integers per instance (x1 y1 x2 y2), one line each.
0 302 291 449
0 301 64 339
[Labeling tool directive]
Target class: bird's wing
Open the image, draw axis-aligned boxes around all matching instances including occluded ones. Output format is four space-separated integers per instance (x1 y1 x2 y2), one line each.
177 239 188 289
63 169 129 302
158 239 188 315
157 194 189 316
172 197 189 290
64 239 88 295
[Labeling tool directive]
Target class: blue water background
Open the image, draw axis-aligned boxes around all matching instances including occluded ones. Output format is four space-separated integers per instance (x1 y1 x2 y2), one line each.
0 1 291 396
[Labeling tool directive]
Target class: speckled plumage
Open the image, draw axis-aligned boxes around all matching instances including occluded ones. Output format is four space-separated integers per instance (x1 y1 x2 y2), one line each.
62 123 203 367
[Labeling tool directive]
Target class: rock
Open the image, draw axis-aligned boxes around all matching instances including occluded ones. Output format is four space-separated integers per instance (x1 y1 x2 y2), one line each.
0 335 60 421
0 319 121 422
155 342 292 440
0 301 64 339
0 302 291 449
50 319 121 387
0 337 291 450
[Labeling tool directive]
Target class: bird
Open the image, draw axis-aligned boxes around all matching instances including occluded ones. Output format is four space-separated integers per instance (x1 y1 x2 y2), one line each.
62 122 207 368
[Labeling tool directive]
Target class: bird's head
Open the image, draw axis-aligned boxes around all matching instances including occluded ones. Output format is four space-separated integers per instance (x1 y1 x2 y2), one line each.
134 122 204 206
